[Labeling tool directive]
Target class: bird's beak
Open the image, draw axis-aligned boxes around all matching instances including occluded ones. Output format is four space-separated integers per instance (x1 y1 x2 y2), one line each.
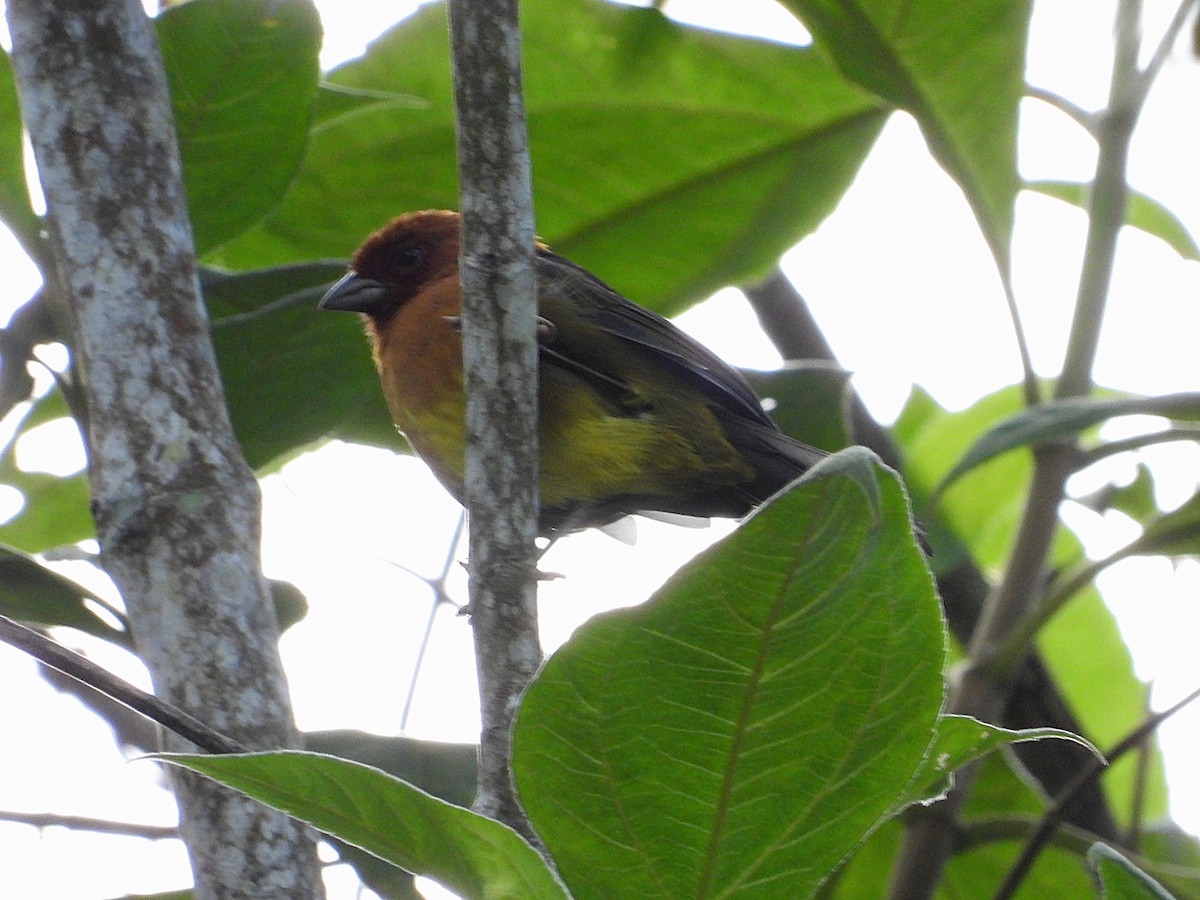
319 271 391 314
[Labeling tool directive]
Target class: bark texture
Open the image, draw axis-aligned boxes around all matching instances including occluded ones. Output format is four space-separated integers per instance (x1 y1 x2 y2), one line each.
6 0 322 895
447 0 541 840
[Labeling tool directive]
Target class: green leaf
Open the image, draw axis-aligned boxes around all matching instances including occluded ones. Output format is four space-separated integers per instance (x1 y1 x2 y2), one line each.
777 0 1030 269
302 730 477 809
744 361 854 451
900 714 1098 810
153 751 568 900
830 751 1106 897
203 263 398 468
158 0 322 254
935 393 1200 498
211 0 887 314
828 813 1093 898
1137 825 1200 899
946 835 1099 899
267 578 308 634
0 51 44 260
302 730 478 899
0 467 92 553
1028 180 1200 261
1075 463 1159 522
0 390 93 553
0 544 128 646
513 448 944 900
1123 490 1200 559
898 385 1036 569
1088 843 1179 900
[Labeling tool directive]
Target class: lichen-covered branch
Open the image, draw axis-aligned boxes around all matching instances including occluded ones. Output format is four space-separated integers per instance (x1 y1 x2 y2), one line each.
446 0 541 839
6 0 321 895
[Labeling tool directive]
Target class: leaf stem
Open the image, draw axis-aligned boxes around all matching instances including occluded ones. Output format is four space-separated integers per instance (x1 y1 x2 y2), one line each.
1131 0 1200 108
1024 85 1099 135
0 615 245 755
1080 424 1200 466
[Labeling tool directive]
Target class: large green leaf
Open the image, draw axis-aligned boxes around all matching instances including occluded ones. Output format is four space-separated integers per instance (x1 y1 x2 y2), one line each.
513 448 943 899
157 0 322 254
777 0 1030 268
210 0 887 315
155 750 568 900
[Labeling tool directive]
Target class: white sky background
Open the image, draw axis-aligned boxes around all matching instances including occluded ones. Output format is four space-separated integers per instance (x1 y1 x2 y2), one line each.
0 0 1198 897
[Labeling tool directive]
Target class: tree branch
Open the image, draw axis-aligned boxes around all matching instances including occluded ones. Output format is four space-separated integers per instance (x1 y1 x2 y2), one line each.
887 2 1152 894
0 615 245 755
5 0 321 895
446 0 541 841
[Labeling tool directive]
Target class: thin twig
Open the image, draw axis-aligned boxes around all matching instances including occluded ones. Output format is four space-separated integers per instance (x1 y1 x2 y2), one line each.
1079 425 1200 465
1131 0 1200 107
1003 279 1042 407
400 512 467 731
0 615 245 755
0 809 178 840
956 814 1103 856
1126 681 1153 851
208 284 333 329
1024 85 1099 135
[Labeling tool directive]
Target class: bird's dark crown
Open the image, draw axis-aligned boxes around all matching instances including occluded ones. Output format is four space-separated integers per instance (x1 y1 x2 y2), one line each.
350 210 462 306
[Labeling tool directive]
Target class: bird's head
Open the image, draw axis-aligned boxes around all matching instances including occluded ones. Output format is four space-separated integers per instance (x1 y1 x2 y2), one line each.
319 209 461 323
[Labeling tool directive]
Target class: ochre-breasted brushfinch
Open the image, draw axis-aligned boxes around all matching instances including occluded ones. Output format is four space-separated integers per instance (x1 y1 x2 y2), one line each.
320 210 827 535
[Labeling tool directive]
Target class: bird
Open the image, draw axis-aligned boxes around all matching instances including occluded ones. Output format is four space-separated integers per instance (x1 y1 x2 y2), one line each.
319 209 828 536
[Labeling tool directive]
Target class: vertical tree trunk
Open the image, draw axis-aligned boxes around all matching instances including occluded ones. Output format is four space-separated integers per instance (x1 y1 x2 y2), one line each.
6 0 323 895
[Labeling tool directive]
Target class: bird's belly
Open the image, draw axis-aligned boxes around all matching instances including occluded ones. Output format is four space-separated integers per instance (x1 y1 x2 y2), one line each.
383 357 755 520
537 372 754 511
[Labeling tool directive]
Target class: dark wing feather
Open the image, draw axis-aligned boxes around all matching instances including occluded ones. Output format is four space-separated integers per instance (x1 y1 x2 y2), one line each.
534 248 777 428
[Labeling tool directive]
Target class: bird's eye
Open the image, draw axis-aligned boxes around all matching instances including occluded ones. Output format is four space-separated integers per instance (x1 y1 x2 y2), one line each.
394 245 423 270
